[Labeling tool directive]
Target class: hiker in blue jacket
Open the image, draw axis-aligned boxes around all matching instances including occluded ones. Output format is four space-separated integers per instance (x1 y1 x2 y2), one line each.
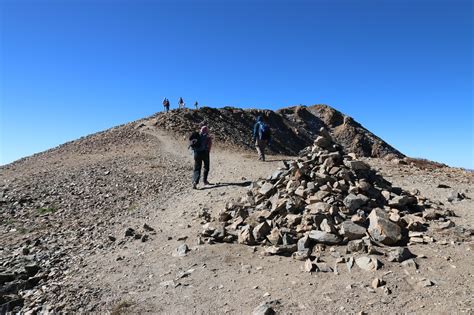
253 116 271 161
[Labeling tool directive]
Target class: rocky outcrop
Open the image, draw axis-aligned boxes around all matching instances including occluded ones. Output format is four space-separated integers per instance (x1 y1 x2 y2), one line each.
152 104 403 158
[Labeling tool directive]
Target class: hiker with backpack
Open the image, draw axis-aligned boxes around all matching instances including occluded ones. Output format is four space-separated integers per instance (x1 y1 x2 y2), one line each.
189 125 213 189
253 115 271 161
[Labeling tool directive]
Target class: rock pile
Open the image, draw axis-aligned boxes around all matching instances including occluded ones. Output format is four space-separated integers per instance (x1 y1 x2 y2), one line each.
199 128 453 260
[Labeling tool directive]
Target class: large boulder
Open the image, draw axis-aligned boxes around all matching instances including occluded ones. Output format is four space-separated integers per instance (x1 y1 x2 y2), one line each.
368 208 403 245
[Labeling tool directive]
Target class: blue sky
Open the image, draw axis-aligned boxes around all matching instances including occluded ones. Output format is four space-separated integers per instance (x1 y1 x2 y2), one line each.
1 0 472 168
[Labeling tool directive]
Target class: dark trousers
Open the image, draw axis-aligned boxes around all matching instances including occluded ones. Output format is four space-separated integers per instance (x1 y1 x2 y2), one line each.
193 150 210 184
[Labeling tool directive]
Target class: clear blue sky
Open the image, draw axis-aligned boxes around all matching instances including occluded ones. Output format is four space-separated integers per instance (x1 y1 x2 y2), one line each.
1 0 472 168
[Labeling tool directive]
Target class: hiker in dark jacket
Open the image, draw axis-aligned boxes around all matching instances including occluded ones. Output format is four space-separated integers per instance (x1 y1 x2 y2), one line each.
163 98 170 112
190 126 212 189
253 116 271 161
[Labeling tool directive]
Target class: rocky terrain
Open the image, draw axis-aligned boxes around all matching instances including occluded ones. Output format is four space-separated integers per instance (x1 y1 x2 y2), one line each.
0 105 472 314
153 104 403 158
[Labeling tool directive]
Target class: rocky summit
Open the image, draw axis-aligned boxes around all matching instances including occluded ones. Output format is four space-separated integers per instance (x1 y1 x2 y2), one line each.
1 105 473 314
152 104 403 158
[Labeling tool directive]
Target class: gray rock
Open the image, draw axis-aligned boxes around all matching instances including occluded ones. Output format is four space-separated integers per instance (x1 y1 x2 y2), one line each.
320 219 337 233
238 226 256 245
304 258 316 272
297 235 312 251
264 244 297 256
368 208 402 245
343 194 369 212
176 244 189 257
345 160 370 171
268 170 284 181
355 256 381 271
346 256 354 272
267 227 281 245
253 221 271 241
438 220 455 229
259 183 275 197
372 278 385 288
340 221 367 240
401 258 418 270
447 190 463 202
315 263 333 273
253 302 276 315
292 250 310 261
388 195 417 208
346 239 367 253
308 230 342 245
417 278 434 287
387 247 413 262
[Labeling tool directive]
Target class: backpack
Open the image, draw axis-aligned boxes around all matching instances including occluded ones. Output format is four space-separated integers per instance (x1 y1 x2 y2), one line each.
189 131 201 150
258 122 271 140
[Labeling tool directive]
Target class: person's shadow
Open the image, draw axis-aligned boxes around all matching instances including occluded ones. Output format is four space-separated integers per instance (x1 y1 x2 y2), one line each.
199 181 252 190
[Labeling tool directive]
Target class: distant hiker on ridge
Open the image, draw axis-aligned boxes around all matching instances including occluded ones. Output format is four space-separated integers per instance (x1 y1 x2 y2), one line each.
189 125 212 189
194 101 199 109
253 115 272 161
163 98 170 112
178 97 185 109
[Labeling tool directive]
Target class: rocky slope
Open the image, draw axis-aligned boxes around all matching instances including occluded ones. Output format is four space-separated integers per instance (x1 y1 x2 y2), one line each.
152 104 403 158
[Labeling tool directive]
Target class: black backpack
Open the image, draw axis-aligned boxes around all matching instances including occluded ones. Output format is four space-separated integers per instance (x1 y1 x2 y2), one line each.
258 122 271 140
189 131 201 150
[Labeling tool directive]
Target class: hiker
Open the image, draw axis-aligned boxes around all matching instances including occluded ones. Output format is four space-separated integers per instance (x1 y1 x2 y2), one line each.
253 115 271 161
194 101 198 109
178 97 185 109
163 98 170 112
189 125 212 189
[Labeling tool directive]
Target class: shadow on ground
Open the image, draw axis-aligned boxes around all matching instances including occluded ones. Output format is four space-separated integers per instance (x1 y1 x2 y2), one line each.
199 181 252 190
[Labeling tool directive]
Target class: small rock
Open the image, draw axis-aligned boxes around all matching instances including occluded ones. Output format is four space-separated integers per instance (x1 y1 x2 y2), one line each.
24 264 41 277
125 227 135 237
401 258 418 270
387 247 414 262
143 223 155 231
175 244 189 257
417 278 434 288
355 256 381 271
253 302 276 315
371 278 385 289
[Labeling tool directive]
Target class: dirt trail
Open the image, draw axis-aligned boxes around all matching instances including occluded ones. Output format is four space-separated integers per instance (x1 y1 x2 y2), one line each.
72 129 473 314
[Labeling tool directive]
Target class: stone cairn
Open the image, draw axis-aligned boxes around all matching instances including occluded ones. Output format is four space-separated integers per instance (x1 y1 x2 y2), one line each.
199 128 453 271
